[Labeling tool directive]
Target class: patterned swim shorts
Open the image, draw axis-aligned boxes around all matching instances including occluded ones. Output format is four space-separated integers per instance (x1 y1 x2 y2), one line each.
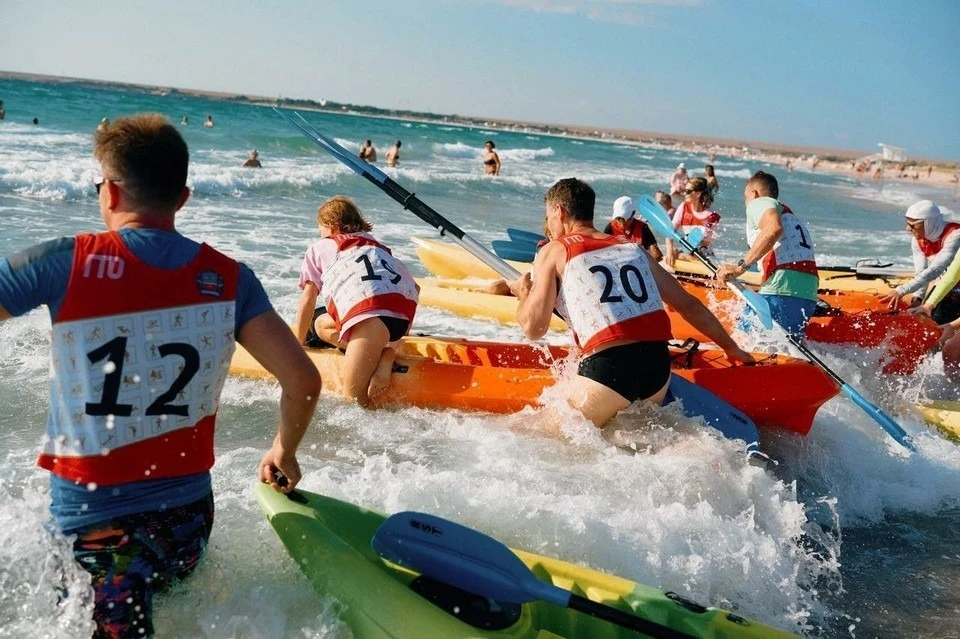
67 492 214 638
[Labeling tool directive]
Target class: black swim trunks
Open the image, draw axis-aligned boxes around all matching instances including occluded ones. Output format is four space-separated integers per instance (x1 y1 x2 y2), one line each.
305 307 409 347
578 341 671 402
933 292 960 325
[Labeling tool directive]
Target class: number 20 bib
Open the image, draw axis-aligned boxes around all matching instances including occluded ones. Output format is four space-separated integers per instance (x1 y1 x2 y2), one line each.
556 235 672 354
40 232 239 486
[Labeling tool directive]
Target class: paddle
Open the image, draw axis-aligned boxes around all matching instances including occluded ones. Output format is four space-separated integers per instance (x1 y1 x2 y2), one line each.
275 109 521 281
506 226 706 256
372 510 696 639
636 195 916 451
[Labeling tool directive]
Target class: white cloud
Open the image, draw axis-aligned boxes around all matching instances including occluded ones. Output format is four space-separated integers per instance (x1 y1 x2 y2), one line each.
487 0 702 26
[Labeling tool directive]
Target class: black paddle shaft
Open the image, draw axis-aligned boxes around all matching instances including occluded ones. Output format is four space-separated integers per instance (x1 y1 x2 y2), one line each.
568 593 697 639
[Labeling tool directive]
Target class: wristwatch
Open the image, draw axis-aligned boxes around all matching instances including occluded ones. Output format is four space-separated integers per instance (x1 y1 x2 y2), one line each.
736 258 748 269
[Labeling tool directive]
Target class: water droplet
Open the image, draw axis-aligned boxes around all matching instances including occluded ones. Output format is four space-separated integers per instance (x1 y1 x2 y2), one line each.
103 361 117 374
86 482 98 491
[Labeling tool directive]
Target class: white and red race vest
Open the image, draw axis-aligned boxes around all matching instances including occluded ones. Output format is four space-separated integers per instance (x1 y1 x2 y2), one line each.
747 202 818 283
39 232 238 486
321 234 418 331
918 222 960 257
555 234 672 354
675 202 721 240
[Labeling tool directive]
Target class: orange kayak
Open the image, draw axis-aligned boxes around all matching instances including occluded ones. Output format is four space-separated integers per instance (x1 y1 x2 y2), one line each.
230 335 838 436
676 278 941 375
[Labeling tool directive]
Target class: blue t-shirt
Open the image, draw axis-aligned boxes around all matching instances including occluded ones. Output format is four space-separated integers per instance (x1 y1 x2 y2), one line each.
0 228 273 531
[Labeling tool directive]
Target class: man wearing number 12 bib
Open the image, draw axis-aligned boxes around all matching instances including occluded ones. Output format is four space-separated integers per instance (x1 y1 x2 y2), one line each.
715 171 819 338
0 114 321 638
508 178 755 428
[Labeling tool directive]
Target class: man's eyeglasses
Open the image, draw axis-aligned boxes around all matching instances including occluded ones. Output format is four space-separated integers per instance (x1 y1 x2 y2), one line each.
683 188 702 195
94 177 122 195
905 219 925 230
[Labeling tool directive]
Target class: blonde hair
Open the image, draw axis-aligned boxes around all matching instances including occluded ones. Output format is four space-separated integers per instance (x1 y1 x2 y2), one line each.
316 195 373 233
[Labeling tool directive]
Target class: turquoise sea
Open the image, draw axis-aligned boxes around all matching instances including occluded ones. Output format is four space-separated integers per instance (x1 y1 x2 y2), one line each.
1 77 959 638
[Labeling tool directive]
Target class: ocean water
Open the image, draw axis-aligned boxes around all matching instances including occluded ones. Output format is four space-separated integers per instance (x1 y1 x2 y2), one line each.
1 77 960 638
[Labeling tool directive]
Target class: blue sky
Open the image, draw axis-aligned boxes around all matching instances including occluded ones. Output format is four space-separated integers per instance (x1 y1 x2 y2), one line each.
1 0 957 159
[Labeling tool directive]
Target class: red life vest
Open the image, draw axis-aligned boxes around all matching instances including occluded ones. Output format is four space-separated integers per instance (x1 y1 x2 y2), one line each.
609 218 651 245
676 202 721 229
555 234 672 354
321 234 418 332
39 231 239 486
917 222 960 257
749 202 818 283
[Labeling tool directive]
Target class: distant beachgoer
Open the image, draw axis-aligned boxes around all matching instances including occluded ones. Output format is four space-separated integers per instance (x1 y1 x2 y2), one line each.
97 117 109 133
669 163 688 197
0 99 5 120
655 190 674 216
181 115 189 126
880 200 960 312
709 152 716 163
928 166 933 178
665 177 720 268
603 196 663 261
715 171 819 338
786 159 793 172
483 140 501 176
358 139 377 163
872 165 883 180
705 164 719 195
204 115 214 128
242 149 262 168
32 117 39 125
386 140 401 167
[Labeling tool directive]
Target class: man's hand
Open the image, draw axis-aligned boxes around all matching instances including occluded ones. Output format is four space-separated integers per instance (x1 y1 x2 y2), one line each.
724 345 756 365
260 440 302 493
715 262 745 284
507 272 533 302
878 291 903 309
908 303 932 317
938 323 957 347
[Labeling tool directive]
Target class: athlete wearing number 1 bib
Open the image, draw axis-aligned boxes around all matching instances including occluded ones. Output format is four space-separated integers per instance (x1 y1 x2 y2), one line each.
510 178 755 428
716 171 819 338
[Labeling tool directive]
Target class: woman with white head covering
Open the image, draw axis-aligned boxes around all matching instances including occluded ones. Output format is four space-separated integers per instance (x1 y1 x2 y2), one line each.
880 200 960 311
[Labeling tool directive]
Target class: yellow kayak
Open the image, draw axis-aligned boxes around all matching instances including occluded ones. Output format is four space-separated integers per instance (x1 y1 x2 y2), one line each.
918 400 960 442
412 237 906 294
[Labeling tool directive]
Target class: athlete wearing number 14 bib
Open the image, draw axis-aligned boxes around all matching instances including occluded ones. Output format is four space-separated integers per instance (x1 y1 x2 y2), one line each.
509 178 754 428
296 195 419 405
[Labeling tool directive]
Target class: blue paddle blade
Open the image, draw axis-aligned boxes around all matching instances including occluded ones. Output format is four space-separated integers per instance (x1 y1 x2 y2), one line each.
507 228 547 245
372 511 570 607
636 195 683 244
840 385 916 451
681 227 704 252
733 284 774 330
665 374 760 454
492 240 537 263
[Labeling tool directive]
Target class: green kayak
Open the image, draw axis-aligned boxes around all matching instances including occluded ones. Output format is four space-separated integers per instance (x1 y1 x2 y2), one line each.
255 483 797 638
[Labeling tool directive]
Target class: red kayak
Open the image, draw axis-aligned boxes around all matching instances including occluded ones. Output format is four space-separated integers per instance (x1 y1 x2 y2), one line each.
676 278 941 375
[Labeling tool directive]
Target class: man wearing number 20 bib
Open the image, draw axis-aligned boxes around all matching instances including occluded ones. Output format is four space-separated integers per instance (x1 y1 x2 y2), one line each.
0 114 321 637
716 171 819 338
509 178 755 428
